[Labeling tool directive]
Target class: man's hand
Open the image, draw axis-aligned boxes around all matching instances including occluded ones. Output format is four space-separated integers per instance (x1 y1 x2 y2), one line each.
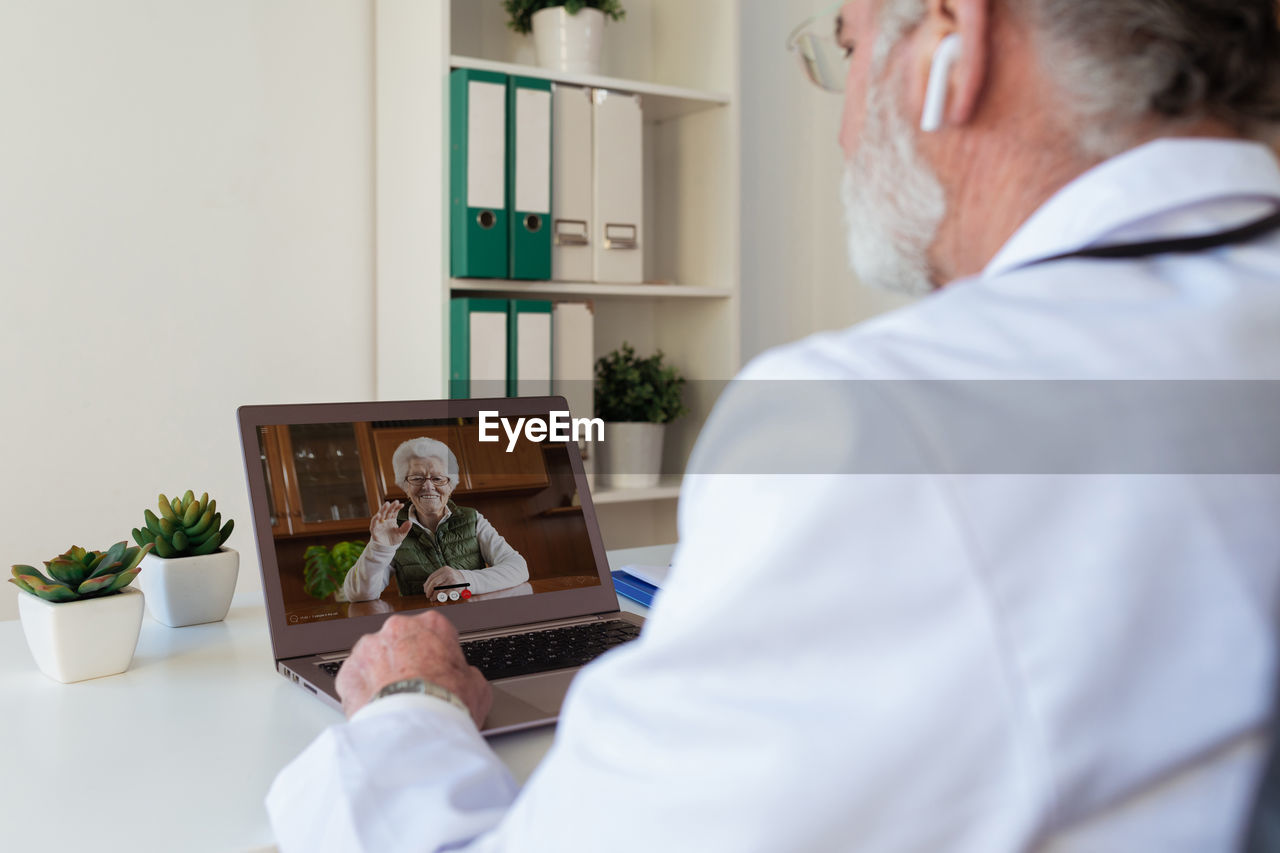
335 611 491 726
423 566 466 601
369 500 412 549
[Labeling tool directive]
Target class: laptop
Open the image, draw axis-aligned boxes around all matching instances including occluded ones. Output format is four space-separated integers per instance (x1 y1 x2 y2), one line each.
236 396 644 735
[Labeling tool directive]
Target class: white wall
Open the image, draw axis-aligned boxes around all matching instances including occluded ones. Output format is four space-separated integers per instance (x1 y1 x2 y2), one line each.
0 1 915 620
0 0 376 619
739 0 913 362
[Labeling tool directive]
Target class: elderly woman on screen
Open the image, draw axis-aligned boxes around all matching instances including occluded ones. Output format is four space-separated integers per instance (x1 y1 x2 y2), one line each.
340 437 528 603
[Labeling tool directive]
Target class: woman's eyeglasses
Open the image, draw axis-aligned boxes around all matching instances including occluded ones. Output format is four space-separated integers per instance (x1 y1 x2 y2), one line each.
787 1 850 93
406 475 450 489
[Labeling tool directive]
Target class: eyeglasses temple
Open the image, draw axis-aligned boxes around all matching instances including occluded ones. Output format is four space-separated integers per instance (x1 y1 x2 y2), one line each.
785 0 846 51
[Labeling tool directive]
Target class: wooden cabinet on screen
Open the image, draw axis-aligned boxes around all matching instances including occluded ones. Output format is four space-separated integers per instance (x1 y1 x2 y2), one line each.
255 426 292 538
264 423 381 537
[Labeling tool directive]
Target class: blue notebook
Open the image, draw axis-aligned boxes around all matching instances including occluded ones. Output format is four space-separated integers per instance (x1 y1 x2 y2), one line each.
611 571 659 607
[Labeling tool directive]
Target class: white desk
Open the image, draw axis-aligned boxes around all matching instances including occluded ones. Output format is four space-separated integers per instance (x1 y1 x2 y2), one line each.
0 545 672 853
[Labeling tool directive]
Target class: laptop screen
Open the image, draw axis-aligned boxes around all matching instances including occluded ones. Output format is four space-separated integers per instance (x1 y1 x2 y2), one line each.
239 398 619 660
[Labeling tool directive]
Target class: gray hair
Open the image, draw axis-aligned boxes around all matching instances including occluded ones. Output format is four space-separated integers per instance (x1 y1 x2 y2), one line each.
391 437 460 488
872 0 927 73
874 0 1280 155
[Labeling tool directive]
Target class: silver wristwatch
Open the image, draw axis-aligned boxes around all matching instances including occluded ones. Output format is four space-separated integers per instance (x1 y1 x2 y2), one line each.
373 677 469 714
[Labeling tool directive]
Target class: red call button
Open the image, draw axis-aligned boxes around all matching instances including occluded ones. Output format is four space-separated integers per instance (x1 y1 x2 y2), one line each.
461 590 472 600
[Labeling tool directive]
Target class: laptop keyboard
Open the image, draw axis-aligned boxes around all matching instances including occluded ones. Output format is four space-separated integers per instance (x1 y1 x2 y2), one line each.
316 620 641 682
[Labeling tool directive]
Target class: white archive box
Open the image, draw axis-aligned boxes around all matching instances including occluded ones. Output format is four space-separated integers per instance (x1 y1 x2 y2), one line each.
591 89 644 283
551 301 596 476
551 84 594 282
552 301 594 421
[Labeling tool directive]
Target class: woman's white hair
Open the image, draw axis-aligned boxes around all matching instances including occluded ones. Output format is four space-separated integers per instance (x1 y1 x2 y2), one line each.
391 437 460 488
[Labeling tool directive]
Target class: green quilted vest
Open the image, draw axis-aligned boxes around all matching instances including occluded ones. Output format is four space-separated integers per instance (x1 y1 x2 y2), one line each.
390 501 483 596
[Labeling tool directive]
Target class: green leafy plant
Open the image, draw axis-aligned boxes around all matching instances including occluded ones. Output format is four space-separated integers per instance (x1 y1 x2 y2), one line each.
503 0 625 35
132 491 234 558
595 343 688 423
303 541 367 600
9 542 151 603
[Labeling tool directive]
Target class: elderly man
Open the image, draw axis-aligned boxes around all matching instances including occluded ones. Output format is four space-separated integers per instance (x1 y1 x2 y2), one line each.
268 1 1280 850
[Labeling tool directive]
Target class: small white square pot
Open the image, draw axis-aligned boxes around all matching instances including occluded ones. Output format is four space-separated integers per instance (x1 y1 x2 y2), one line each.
597 422 665 489
17 586 145 683
138 547 239 627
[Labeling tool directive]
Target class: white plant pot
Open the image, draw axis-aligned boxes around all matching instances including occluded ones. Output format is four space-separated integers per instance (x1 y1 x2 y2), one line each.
139 547 239 627
598 421 665 489
531 6 605 75
17 586 145 683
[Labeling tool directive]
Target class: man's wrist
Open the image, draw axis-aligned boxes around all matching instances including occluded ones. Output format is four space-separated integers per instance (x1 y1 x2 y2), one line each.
372 677 469 714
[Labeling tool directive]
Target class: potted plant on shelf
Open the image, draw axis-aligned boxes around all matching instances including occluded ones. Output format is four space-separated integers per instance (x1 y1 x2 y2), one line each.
9 542 151 683
303 540 366 600
131 491 237 627
595 342 687 489
503 0 625 75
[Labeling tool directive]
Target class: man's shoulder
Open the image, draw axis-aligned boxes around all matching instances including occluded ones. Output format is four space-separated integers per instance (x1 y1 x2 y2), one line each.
754 245 1280 381
691 297 980 478
742 283 999 382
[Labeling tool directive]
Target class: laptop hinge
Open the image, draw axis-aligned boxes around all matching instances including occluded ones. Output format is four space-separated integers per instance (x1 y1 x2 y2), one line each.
285 613 624 660
460 613 609 642
316 651 350 661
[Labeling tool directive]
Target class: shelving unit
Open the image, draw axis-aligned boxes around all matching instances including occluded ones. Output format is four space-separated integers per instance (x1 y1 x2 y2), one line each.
591 479 683 505
374 0 739 549
448 55 729 122
450 278 733 300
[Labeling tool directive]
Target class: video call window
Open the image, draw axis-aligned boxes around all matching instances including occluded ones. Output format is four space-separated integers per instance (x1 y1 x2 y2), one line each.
256 417 601 626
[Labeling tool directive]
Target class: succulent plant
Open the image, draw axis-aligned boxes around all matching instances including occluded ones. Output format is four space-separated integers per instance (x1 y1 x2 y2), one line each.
132 491 234 558
9 542 151 603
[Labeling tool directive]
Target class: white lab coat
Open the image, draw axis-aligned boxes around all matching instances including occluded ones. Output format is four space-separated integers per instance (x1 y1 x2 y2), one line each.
268 139 1280 851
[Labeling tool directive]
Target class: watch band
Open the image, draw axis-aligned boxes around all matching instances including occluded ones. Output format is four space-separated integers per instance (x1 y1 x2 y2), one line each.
373 677 469 715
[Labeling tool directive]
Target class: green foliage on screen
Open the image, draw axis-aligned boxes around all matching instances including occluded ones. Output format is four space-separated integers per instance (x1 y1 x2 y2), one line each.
303 540 367 600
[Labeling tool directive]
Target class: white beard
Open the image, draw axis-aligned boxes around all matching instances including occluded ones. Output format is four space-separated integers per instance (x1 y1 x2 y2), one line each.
840 81 947 296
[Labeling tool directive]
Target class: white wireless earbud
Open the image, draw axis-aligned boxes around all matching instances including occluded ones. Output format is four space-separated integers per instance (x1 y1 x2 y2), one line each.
920 34 962 132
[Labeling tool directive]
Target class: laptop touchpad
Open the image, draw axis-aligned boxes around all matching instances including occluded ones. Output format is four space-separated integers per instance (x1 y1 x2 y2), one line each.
494 670 578 716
